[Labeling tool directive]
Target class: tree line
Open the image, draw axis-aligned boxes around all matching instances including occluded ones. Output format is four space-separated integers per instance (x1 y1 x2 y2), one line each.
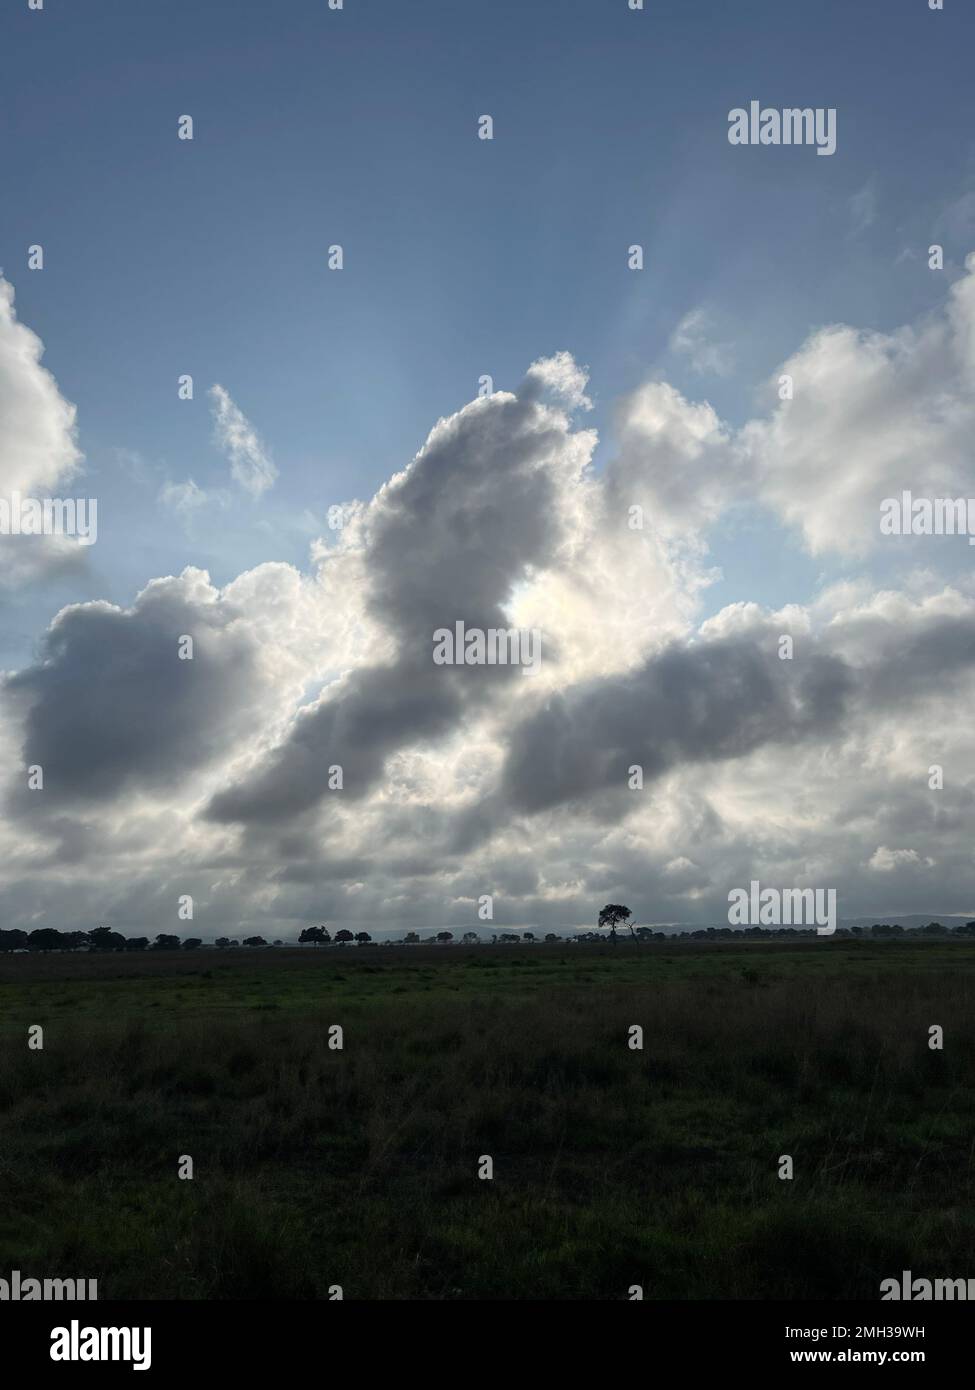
0 926 283 952
299 927 566 945
3 917 974 954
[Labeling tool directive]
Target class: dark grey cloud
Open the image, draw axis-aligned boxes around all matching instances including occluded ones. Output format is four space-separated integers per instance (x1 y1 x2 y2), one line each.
206 656 463 822
488 604 975 832
859 611 975 709
4 575 269 805
498 635 853 816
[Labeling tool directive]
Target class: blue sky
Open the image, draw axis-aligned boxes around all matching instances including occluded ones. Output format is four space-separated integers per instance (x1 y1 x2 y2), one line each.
3 0 974 663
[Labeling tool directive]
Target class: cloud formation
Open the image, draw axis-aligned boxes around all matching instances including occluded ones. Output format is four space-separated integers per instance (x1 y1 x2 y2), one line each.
4 268 975 938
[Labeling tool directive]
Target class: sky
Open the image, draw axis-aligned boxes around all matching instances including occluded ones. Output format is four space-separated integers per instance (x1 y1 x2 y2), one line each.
2 0 975 939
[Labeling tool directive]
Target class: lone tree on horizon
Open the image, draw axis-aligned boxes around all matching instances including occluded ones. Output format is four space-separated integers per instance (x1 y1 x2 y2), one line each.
597 904 635 943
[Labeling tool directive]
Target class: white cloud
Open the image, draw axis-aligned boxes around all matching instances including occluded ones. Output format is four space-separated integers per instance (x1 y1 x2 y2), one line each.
523 349 593 411
669 306 735 377
868 847 933 872
208 384 278 497
158 478 210 513
739 254 975 555
614 255 975 559
609 378 735 534
0 274 86 586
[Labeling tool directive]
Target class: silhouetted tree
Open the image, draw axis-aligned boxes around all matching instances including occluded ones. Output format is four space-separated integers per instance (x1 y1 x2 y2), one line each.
404 931 420 944
89 926 126 951
125 937 149 951
354 932 372 944
462 932 479 944
243 935 267 947
597 904 634 943
0 929 29 951
335 929 354 945
214 937 231 949
28 928 66 951
182 938 203 950
299 926 328 945
151 934 181 950
523 931 535 943
436 931 453 944
544 933 559 942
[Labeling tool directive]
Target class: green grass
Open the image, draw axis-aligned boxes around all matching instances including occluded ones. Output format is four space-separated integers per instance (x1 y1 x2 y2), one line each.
1 940 973 1299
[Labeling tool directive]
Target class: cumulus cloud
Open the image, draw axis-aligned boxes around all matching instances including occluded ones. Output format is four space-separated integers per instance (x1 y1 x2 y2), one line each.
614 257 975 559
4 565 322 806
739 254 975 555
522 349 593 411
208 384 278 496
608 379 735 534
496 630 852 819
0 274 87 586
205 358 603 826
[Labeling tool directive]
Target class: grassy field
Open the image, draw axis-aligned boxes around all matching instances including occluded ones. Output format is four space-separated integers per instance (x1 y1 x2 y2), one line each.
1 939 973 1300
